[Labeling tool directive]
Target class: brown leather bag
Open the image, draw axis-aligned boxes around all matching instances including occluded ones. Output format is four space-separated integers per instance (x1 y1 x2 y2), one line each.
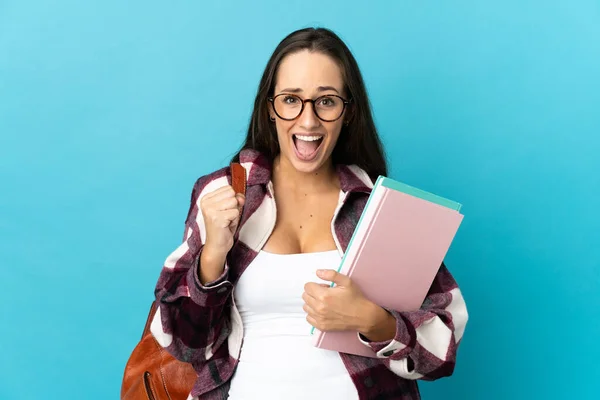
121 163 247 400
120 301 197 400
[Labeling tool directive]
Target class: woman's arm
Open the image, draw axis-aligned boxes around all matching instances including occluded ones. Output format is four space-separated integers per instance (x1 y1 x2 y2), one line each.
357 302 397 342
150 174 235 368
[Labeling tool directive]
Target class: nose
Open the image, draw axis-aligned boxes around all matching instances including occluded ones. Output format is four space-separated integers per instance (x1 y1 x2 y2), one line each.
297 101 320 129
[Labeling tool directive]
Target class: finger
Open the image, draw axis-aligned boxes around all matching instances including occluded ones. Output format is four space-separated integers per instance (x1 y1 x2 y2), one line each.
220 208 241 223
303 303 316 317
204 185 234 199
205 186 236 202
229 213 241 232
316 269 351 286
305 296 329 318
215 197 239 211
302 291 319 309
208 209 241 228
304 282 327 298
306 315 323 331
201 189 235 212
235 193 246 208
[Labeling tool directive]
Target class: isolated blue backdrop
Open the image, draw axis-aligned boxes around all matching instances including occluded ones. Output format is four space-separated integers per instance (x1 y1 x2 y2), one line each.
1 1 599 399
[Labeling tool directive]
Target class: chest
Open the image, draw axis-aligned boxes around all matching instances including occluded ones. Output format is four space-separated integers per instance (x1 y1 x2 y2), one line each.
235 250 340 316
263 187 341 254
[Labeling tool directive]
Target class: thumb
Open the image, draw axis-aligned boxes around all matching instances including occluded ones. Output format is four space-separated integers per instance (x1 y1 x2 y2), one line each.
316 269 351 286
235 193 246 207
229 209 242 234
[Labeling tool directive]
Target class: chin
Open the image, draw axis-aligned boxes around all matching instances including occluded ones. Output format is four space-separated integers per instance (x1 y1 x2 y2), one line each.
290 158 326 174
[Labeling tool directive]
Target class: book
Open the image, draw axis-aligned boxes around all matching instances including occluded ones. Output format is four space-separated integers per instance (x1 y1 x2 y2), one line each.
311 176 464 357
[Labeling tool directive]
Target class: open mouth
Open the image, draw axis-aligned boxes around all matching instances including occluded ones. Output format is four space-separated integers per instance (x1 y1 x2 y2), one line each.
292 134 324 161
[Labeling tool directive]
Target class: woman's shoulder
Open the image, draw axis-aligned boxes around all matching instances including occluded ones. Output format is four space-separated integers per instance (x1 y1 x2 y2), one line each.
189 148 269 199
190 166 233 200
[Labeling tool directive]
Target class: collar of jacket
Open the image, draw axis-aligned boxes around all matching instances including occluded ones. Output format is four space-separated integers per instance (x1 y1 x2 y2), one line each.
238 148 375 194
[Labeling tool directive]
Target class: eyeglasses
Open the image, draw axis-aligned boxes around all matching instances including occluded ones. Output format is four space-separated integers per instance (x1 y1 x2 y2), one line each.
267 94 351 122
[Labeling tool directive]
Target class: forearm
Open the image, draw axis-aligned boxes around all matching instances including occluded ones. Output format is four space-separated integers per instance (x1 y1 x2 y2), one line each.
199 246 227 284
358 301 396 342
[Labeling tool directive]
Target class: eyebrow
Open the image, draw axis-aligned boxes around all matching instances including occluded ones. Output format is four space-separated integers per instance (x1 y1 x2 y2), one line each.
279 86 340 94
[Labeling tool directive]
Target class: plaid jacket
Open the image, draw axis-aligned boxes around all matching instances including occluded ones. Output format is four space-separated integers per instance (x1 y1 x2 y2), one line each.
151 149 469 400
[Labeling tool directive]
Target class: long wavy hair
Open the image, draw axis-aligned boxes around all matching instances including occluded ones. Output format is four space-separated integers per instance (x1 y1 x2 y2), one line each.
232 27 387 179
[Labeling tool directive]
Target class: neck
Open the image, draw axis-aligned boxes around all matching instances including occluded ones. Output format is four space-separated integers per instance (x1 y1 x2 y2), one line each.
272 155 339 193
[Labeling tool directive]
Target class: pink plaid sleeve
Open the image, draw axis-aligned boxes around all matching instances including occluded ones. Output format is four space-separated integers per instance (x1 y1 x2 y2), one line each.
360 263 469 380
150 172 234 368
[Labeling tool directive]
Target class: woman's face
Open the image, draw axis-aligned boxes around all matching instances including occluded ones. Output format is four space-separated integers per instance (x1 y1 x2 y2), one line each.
270 50 347 174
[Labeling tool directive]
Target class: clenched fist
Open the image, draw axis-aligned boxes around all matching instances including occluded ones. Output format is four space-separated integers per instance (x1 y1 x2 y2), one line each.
198 185 245 284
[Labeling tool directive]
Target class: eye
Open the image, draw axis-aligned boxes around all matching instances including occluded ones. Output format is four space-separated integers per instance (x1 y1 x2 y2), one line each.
283 95 299 104
318 96 337 107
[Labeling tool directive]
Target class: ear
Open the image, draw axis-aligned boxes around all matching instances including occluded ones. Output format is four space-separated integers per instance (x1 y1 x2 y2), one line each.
267 102 276 121
344 102 355 125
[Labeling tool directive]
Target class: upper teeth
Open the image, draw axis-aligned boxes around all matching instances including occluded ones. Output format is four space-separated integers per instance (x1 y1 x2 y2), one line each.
295 135 322 142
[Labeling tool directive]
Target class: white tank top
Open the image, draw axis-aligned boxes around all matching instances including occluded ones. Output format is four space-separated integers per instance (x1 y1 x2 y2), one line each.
227 250 359 400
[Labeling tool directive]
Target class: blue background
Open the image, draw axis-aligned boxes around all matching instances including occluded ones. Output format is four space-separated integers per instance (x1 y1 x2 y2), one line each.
1 1 599 399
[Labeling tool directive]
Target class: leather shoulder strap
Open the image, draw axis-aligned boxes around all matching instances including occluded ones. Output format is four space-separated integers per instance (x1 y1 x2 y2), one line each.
142 301 158 339
230 162 247 196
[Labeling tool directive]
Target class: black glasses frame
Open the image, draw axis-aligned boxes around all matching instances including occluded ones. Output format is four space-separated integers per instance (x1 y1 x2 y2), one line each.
267 93 351 122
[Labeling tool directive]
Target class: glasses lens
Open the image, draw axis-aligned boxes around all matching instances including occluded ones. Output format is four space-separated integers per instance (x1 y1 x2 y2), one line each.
314 96 344 121
273 94 303 120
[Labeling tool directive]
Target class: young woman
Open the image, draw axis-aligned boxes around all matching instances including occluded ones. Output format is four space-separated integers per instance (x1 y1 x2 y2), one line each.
152 27 468 400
